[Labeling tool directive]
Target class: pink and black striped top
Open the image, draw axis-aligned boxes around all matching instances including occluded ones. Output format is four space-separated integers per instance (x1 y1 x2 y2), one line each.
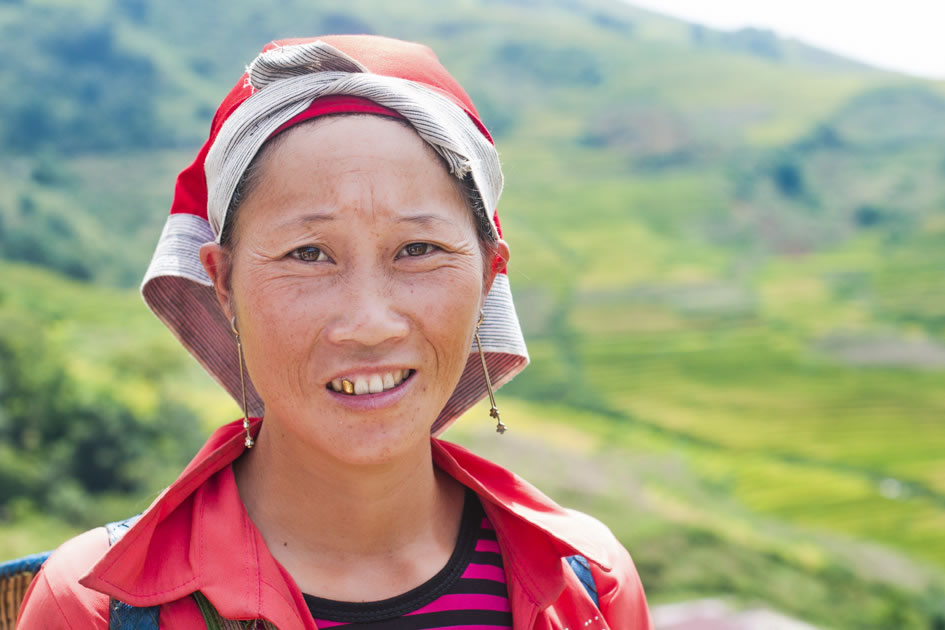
304 490 513 629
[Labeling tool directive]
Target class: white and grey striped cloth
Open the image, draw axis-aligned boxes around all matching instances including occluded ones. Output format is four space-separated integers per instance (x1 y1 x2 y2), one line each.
141 40 528 435
206 41 503 241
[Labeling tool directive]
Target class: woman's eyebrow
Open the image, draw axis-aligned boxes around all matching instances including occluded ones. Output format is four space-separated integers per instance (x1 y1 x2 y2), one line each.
397 214 456 227
276 213 452 228
277 212 338 228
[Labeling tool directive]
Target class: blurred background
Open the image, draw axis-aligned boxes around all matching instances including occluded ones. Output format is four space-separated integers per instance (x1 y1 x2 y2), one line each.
1 0 943 627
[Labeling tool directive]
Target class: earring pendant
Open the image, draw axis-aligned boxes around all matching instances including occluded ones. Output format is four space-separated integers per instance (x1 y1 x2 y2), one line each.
476 310 507 435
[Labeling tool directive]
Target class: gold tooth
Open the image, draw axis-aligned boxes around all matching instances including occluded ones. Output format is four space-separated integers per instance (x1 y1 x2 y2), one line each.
341 378 355 395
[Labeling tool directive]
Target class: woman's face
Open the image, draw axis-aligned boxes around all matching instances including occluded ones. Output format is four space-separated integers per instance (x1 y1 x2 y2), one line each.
202 116 507 465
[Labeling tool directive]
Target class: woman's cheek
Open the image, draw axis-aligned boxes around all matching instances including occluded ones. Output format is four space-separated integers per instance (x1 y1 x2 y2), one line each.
406 266 481 313
407 271 481 362
240 282 323 379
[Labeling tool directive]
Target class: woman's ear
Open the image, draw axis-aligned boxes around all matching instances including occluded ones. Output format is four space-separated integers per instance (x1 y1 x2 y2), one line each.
483 239 510 300
200 242 234 321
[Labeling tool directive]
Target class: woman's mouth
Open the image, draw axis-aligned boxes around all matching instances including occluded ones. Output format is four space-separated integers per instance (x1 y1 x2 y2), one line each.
327 369 414 396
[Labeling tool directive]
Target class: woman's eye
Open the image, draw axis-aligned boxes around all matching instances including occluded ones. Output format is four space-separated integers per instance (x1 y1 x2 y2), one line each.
293 246 328 262
400 242 436 257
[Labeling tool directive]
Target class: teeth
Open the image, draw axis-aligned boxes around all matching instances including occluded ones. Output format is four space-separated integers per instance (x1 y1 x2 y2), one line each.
332 370 411 396
369 374 384 394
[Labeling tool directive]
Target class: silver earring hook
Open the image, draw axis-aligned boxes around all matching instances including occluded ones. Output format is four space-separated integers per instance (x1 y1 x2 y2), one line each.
231 316 254 448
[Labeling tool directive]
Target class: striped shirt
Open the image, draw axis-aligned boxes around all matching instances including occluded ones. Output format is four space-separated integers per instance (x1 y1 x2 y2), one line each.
305 490 513 629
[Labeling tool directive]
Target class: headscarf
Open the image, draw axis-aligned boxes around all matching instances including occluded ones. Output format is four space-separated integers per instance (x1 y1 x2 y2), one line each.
141 35 528 435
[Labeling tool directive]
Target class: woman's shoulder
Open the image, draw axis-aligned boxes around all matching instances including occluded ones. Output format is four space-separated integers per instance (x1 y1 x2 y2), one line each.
559 508 651 625
560 506 628 559
439 443 651 623
16 527 111 629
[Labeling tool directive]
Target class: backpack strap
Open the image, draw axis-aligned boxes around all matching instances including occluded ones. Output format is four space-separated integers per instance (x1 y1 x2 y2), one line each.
104 515 160 630
105 515 142 546
0 516 160 630
192 591 278 630
566 554 599 607
108 599 160 630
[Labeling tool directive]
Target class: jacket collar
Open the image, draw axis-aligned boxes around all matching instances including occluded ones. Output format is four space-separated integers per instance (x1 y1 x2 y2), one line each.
80 420 607 621
431 440 611 570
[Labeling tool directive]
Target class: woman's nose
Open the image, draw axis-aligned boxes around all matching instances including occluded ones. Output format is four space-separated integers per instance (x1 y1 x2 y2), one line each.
324 274 410 347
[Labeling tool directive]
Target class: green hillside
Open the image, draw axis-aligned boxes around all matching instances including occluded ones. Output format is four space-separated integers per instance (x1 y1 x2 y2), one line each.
2 0 944 627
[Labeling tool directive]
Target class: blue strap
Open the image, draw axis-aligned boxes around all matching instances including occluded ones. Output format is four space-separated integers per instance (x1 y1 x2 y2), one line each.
104 514 143 546
0 516 159 629
566 554 599 607
0 550 52 579
104 515 160 630
109 599 161 630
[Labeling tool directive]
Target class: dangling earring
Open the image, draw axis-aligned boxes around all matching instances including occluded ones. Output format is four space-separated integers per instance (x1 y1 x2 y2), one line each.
475 310 506 434
231 316 255 448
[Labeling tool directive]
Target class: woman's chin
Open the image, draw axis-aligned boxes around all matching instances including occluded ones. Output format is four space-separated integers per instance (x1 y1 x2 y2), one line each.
315 422 434 468
263 404 436 469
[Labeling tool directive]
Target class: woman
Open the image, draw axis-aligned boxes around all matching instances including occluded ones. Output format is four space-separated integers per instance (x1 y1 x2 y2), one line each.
17 35 651 629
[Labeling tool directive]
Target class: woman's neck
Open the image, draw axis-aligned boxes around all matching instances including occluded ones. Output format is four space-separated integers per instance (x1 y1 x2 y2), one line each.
232 421 466 599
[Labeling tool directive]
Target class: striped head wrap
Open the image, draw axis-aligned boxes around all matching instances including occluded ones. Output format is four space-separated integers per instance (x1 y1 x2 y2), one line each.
141 35 528 435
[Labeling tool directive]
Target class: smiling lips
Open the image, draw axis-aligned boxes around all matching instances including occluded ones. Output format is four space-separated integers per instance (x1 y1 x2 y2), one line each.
329 370 413 396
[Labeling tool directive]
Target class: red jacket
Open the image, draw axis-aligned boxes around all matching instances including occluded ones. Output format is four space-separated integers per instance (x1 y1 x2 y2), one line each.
18 420 652 629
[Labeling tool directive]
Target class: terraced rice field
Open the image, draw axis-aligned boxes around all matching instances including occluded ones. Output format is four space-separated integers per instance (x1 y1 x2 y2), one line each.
571 298 945 570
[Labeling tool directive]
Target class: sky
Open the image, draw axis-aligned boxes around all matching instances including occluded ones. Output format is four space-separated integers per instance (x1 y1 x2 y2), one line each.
625 0 945 80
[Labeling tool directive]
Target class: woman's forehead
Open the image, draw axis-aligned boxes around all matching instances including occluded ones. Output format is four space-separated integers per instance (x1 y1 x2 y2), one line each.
266 114 435 166
243 116 471 228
